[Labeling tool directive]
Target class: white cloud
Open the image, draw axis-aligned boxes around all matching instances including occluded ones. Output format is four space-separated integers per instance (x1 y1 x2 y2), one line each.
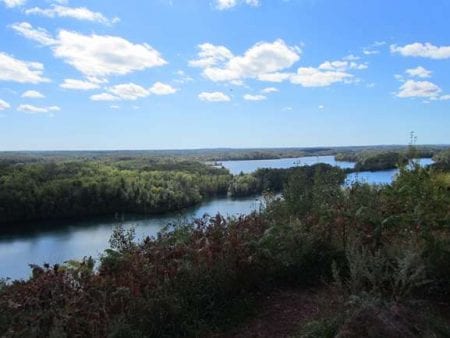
343 54 360 61
190 39 300 83
363 49 378 55
290 67 352 87
110 105 120 109
198 91 230 102
215 0 259 10
54 30 167 78
2 0 26 8
363 41 386 55
0 99 10 110
0 52 49 83
90 93 119 101
318 59 367 71
60 79 100 90
243 94 266 101
109 83 150 100
91 82 176 101
25 5 119 25
396 80 441 98
257 72 291 82
189 43 234 68
17 104 60 114
216 0 237 10
261 87 278 93
405 66 431 78
13 23 167 79
189 42 365 89
10 22 57 46
440 94 450 101
148 82 177 95
22 90 45 98
391 42 450 59
318 105 324 109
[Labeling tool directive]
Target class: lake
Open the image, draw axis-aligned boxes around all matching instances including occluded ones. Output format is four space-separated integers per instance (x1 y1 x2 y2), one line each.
0 196 264 280
221 156 434 185
345 157 434 185
219 155 355 174
0 156 433 280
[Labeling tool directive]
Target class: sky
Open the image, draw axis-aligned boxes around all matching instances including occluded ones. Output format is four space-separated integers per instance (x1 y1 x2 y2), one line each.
0 0 449 150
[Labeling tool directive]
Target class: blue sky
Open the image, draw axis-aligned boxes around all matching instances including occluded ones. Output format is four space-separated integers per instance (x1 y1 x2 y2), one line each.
0 0 449 150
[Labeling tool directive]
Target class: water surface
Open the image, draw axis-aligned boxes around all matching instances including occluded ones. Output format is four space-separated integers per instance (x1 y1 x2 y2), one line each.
0 196 264 280
220 155 355 174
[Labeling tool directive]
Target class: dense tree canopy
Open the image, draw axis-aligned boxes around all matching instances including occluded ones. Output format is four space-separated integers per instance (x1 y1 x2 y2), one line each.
0 160 232 223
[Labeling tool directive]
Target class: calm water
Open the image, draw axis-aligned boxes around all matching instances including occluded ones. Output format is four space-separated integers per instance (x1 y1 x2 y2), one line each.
345 158 434 185
221 156 434 185
219 155 355 174
0 156 433 280
0 196 264 280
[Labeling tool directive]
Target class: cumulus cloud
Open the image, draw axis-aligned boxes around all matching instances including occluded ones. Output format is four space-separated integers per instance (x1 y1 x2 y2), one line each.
12 23 167 79
60 79 100 90
391 42 450 59
405 66 431 78
10 22 57 46
54 31 167 77
0 99 10 110
290 67 352 87
189 42 362 88
243 94 266 101
90 93 119 101
189 43 234 68
148 82 177 95
257 72 291 82
190 39 300 83
2 0 26 8
0 52 49 83
215 0 259 10
396 80 441 98
90 82 176 101
198 91 231 102
318 59 367 71
17 104 60 114
25 5 119 25
108 83 150 100
22 90 45 98
261 87 278 93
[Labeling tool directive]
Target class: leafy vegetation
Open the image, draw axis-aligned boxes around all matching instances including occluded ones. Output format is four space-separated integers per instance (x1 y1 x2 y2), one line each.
0 160 232 224
337 150 434 172
0 158 449 336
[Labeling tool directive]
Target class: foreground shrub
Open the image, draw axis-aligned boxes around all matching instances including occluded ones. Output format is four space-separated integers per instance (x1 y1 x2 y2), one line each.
0 214 335 337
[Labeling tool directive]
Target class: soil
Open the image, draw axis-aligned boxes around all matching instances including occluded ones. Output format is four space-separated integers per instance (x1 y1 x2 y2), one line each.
211 287 339 338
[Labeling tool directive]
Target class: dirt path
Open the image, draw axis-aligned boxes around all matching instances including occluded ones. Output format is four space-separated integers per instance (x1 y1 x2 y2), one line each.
212 287 337 338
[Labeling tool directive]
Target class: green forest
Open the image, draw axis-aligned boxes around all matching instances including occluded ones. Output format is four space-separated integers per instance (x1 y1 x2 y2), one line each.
0 146 449 337
1 147 449 224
